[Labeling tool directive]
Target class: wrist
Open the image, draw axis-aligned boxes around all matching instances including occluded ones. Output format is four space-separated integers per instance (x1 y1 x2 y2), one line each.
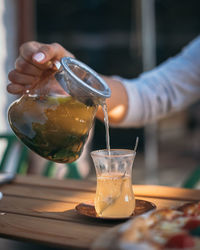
96 76 128 125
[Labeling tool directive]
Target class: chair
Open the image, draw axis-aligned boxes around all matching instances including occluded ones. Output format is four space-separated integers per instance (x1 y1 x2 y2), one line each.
182 165 200 189
0 133 81 179
0 133 29 174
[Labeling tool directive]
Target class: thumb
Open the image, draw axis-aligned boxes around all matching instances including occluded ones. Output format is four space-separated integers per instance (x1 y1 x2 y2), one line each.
32 43 74 69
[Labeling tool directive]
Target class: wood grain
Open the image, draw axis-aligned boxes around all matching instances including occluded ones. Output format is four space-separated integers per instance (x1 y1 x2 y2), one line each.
12 175 200 201
0 196 120 227
133 185 200 201
0 174 199 249
0 213 109 249
13 175 96 192
1 184 95 203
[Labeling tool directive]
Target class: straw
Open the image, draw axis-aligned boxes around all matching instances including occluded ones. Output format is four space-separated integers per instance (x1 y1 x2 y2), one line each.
134 137 139 153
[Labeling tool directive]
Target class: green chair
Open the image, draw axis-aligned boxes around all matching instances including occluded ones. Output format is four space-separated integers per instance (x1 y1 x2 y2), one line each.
0 133 81 179
182 165 200 189
0 133 29 174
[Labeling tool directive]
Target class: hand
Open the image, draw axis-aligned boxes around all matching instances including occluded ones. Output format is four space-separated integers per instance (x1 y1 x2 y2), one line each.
7 41 74 94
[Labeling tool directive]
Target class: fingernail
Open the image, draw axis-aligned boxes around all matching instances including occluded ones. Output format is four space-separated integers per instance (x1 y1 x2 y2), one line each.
54 60 61 70
33 52 45 62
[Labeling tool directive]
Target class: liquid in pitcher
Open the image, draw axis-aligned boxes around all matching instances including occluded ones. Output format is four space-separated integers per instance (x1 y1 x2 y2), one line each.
95 173 135 218
8 95 97 163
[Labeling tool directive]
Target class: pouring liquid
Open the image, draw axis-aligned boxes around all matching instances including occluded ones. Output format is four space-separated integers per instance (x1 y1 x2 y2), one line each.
101 102 111 155
94 103 135 218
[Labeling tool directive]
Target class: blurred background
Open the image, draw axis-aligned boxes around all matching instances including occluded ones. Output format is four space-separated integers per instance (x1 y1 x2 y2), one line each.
0 0 200 187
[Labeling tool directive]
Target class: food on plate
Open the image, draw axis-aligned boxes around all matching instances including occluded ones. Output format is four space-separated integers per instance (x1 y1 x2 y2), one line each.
117 201 200 249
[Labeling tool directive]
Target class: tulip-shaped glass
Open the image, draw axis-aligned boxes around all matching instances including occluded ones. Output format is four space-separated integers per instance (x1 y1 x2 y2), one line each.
91 149 136 218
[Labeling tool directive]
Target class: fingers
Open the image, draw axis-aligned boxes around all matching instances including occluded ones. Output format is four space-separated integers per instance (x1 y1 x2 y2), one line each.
19 41 42 64
32 43 74 65
7 83 26 95
8 69 39 85
19 42 53 70
19 41 74 72
8 41 75 95
15 56 42 76
7 69 39 95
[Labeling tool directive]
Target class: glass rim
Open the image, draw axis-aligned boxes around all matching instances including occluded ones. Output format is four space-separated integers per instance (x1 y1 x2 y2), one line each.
90 149 136 158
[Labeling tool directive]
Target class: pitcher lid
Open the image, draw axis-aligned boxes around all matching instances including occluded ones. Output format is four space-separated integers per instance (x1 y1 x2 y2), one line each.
58 57 111 103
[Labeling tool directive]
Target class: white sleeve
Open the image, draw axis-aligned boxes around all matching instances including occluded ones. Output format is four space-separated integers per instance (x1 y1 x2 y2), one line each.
114 35 200 128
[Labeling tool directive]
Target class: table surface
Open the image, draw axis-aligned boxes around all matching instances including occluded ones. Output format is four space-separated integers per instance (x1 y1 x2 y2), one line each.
0 175 200 249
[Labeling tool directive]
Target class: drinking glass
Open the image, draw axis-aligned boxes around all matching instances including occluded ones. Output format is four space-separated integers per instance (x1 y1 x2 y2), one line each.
91 149 136 218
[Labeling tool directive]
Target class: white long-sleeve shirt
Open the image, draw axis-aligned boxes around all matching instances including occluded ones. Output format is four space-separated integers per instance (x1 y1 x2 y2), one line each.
116 35 200 128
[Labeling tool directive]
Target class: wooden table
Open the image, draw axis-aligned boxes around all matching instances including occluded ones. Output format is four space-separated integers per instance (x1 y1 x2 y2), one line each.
0 175 200 249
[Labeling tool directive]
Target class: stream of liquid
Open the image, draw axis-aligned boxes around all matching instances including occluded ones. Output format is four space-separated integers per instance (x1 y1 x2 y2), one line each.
94 102 135 218
101 102 111 155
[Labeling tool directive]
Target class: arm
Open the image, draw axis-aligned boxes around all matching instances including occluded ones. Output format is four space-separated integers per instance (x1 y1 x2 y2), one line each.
8 37 200 128
96 76 129 124
7 41 129 124
100 35 200 127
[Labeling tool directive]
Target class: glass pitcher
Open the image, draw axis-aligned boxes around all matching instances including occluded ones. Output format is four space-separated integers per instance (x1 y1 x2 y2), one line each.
8 57 111 163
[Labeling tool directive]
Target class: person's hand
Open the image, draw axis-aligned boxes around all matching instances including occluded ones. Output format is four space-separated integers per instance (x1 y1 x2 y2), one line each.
7 41 74 94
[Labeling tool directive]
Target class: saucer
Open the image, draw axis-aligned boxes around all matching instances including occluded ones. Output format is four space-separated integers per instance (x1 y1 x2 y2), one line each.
75 199 156 220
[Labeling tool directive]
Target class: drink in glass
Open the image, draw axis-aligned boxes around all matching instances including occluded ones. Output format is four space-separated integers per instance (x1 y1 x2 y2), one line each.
91 149 136 218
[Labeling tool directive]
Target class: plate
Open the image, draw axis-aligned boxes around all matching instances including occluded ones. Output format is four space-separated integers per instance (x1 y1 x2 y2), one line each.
75 199 156 220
